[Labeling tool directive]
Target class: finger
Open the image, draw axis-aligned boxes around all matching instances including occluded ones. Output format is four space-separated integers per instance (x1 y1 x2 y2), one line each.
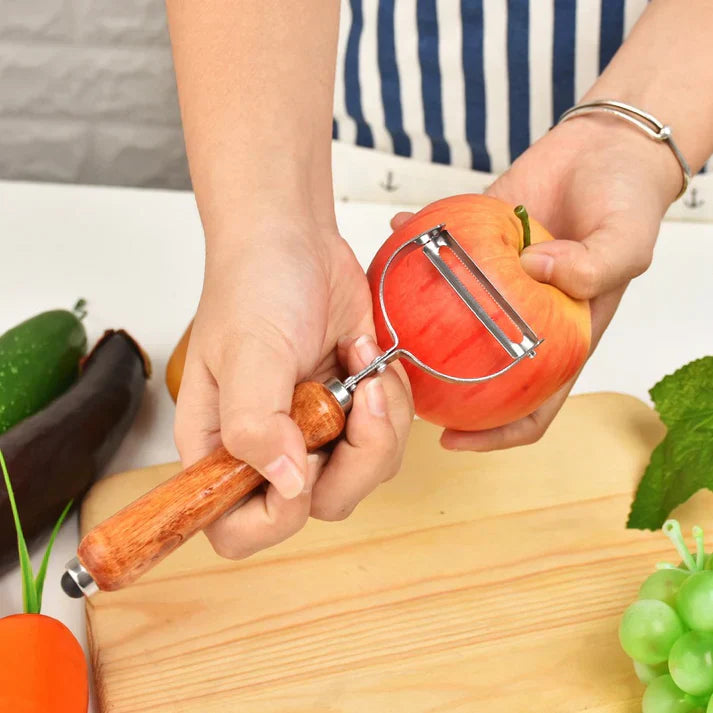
589 286 627 351
390 212 415 231
519 220 655 300
174 351 222 467
440 378 574 452
311 335 413 521
336 334 355 367
204 451 328 560
439 279 627 453
343 337 413 463
214 329 308 500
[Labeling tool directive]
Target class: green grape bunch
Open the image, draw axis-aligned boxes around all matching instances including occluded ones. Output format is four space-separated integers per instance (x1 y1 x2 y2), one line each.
619 520 713 713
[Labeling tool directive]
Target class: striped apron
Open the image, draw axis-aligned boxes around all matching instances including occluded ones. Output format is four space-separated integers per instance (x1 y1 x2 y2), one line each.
331 0 712 222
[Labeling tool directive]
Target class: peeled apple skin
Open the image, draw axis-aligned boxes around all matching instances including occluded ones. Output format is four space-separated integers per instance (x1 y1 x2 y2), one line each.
367 194 591 431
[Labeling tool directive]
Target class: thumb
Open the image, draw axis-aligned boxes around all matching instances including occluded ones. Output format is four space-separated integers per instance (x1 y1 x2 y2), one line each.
216 332 308 500
519 224 654 300
390 211 414 231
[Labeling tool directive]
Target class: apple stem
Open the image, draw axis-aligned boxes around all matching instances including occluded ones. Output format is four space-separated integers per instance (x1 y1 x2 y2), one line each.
514 205 531 252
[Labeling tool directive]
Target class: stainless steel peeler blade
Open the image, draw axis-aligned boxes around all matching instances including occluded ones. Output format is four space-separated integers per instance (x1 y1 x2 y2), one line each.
420 226 540 359
344 224 543 392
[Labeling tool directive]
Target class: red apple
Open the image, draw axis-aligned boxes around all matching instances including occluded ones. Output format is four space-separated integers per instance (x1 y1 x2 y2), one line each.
367 194 591 431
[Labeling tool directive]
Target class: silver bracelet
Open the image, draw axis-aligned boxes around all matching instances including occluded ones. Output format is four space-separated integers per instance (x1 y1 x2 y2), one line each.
558 99 691 200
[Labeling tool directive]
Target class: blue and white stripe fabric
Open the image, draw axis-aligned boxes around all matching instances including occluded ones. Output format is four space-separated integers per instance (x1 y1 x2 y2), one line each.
333 0 651 174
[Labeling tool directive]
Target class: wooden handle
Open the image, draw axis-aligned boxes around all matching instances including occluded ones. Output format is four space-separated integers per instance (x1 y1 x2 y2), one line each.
77 381 346 592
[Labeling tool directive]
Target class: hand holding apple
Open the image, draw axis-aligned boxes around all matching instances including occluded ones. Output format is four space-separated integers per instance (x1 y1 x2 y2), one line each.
389 114 678 451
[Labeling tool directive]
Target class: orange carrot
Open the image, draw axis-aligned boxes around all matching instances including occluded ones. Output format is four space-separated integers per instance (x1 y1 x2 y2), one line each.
0 450 88 713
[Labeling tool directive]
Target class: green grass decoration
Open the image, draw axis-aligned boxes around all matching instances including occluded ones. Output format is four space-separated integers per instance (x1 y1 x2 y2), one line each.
0 449 72 614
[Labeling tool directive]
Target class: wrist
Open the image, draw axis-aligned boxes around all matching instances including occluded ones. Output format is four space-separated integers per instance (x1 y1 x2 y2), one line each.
203 210 340 269
201 185 339 250
574 0 713 177
191 145 338 249
551 112 681 211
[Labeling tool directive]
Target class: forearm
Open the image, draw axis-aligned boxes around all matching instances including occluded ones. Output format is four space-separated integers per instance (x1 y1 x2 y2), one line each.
582 0 713 185
166 0 340 240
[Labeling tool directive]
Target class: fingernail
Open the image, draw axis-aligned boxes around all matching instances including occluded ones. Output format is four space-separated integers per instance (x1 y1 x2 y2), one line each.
264 454 304 499
354 334 381 368
303 453 325 493
337 335 353 351
520 252 554 282
365 377 387 417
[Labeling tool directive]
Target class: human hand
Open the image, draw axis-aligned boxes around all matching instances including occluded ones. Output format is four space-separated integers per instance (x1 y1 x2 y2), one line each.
392 114 679 451
173 218 413 559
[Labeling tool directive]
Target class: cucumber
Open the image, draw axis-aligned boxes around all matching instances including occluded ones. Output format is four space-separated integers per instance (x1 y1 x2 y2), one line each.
0 329 150 565
0 301 88 434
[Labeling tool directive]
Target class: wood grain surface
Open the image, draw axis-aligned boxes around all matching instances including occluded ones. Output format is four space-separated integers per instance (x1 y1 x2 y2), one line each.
78 381 345 591
81 393 713 713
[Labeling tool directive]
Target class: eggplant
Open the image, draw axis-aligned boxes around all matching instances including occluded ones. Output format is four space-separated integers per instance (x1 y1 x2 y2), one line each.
0 330 151 565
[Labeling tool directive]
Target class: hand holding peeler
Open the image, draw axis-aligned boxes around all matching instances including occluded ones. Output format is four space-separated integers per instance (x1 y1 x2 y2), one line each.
62 225 541 598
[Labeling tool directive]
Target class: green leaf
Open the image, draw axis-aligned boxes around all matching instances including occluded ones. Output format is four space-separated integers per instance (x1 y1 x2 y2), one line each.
650 357 713 428
627 357 713 530
34 499 73 611
0 449 38 613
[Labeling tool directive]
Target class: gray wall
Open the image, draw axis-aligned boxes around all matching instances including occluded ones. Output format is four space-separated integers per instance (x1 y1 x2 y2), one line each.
0 0 191 189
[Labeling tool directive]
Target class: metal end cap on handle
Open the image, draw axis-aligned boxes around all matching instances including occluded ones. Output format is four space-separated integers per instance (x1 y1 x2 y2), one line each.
324 376 353 412
62 557 98 598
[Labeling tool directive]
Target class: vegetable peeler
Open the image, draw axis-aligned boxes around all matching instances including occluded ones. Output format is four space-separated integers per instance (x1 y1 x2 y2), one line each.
62 225 541 598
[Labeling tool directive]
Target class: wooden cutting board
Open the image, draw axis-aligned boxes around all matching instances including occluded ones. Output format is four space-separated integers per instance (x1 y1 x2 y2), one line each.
82 393 713 713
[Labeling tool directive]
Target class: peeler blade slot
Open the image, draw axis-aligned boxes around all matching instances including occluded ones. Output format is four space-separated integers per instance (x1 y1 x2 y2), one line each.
421 239 522 359
433 230 540 355
367 226 543 387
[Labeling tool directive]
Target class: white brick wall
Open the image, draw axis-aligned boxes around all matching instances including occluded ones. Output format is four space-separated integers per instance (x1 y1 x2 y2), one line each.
0 0 190 189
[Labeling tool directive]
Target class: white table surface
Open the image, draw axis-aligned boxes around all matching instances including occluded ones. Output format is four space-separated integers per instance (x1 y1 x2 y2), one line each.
0 179 711 710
